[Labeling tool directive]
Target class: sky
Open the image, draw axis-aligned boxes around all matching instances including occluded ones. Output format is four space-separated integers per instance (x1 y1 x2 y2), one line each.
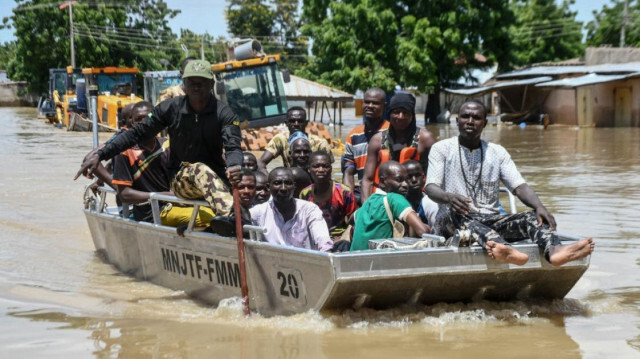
0 0 614 47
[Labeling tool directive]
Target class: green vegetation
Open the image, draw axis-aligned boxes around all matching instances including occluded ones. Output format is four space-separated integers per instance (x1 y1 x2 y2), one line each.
226 0 309 73
1 0 633 112
0 41 16 69
587 0 640 47
2 0 181 92
300 0 514 122
509 0 584 66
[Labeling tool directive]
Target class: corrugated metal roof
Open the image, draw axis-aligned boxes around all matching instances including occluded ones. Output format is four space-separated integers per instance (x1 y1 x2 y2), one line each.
284 75 353 101
444 76 553 96
495 62 640 79
535 72 640 88
144 70 181 78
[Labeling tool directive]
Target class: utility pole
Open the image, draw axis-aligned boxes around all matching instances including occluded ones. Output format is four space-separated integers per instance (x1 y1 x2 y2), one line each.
621 0 629 47
201 35 205 60
60 1 76 68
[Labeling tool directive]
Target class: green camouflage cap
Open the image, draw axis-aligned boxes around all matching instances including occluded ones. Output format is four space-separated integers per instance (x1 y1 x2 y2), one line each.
182 59 213 79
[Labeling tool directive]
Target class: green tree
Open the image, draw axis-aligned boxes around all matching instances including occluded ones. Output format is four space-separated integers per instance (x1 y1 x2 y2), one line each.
226 0 309 73
0 41 16 68
509 0 584 66
301 0 515 123
299 0 398 92
2 0 181 93
586 0 640 47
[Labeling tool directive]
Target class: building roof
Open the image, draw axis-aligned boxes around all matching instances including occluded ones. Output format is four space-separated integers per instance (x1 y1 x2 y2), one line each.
495 62 640 79
535 72 640 88
445 76 553 96
143 70 181 78
283 75 353 101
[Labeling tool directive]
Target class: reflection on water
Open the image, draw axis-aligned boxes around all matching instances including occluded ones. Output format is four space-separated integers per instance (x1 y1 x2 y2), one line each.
1 108 640 358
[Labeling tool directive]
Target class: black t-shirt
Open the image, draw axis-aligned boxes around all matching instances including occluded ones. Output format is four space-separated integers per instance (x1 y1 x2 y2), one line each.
99 95 243 183
112 137 171 222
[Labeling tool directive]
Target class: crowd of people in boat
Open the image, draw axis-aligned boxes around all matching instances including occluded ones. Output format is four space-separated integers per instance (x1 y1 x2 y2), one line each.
76 58 594 267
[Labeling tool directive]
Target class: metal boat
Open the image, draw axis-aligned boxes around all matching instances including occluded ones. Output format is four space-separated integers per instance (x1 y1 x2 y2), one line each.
84 188 590 317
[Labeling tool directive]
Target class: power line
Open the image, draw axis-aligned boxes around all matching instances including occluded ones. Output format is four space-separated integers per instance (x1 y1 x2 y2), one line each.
514 23 583 33
512 30 584 43
512 24 583 36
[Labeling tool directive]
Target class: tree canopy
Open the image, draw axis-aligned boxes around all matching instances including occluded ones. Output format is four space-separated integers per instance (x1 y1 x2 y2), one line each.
226 0 309 73
300 0 514 122
509 0 584 66
586 0 640 47
2 0 181 93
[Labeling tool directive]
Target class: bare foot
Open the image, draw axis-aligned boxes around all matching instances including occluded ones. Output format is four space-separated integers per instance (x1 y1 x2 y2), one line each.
549 238 594 266
486 241 529 266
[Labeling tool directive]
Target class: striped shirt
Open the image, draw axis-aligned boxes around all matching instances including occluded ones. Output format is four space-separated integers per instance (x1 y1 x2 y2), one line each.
342 120 390 180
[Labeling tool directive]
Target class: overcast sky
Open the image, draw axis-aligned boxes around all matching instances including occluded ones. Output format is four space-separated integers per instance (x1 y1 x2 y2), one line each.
0 0 612 49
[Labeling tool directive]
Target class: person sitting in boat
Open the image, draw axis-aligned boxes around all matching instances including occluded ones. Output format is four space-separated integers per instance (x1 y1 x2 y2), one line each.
110 101 172 222
253 171 270 206
88 102 136 195
351 161 431 251
258 107 333 172
242 152 258 172
250 167 333 252
237 169 257 210
342 87 390 205
111 101 214 225
300 150 358 242
426 99 594 266
402 160 438 230
155 57 195 105
289 132 312 170
361 92 437 203
76 59 245 224
291 166 312 198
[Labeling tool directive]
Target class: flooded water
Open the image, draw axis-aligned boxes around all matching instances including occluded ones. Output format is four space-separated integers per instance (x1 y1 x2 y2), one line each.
1 107 639 358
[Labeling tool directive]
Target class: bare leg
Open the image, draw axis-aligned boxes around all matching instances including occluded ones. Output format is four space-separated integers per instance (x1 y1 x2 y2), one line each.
548 238 594 266
486 240 529 266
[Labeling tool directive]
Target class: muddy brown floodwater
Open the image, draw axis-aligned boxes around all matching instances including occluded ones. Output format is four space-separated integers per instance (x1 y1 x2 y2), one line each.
1 107 639 358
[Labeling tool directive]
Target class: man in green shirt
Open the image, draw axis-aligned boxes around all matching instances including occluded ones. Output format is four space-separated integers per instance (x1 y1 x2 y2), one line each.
351 161 430 251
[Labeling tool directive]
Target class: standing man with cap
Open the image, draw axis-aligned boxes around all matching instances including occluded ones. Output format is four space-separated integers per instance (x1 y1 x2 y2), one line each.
75 59 244 218
361 92 437 202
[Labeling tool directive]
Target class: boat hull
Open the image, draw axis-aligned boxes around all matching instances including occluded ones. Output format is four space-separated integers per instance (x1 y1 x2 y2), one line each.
85 210 589 316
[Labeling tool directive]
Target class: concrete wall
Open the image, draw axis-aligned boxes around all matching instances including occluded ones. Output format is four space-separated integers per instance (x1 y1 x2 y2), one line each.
591 79 640 127
585 47 640 65
0 81 37 106
540 78 640 127
542 88 576 126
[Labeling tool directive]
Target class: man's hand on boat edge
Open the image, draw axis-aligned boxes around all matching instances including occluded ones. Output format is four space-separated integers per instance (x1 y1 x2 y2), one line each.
74 149 101 180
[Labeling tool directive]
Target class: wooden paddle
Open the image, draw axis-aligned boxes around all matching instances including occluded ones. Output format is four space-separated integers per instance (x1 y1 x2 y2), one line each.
232 187 251 316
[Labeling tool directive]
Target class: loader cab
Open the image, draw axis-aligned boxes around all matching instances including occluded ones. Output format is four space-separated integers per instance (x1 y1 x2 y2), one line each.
82 67 142 130
212 40 289 128
143 70 182 105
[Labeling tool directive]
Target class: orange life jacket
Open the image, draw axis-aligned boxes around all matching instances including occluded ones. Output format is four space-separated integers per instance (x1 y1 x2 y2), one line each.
374 129 421 184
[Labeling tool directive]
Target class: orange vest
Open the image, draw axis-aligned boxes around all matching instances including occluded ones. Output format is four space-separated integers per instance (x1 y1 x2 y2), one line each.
374 129 421 183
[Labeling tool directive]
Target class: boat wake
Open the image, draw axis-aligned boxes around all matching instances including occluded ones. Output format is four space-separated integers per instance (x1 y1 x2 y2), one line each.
174 296 593 332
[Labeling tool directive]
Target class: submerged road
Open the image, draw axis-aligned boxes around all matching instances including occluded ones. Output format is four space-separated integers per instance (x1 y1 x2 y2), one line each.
1 107 639 358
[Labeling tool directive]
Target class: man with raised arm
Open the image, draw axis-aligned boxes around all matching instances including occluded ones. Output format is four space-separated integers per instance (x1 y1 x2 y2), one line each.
76 59 244 219
426 99 594 266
